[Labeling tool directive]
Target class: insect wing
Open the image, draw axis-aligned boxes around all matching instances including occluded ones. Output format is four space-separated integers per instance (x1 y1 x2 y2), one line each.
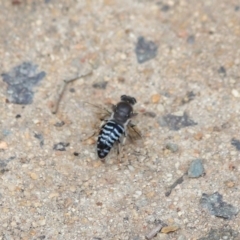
85 102 112 121
127 123 142 142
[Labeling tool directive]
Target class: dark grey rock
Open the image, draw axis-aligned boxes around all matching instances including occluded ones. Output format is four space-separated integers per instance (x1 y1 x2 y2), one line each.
231 138 240 151
200 192 238 219
54 121 65 127
135 36 158 64
161 112 197 131
218 66 227 77
92 81 108 89
1 62 46 104
198 227 239 240
34 133 44 147
188 159 205 178
187 35 195 44
53 142 70 151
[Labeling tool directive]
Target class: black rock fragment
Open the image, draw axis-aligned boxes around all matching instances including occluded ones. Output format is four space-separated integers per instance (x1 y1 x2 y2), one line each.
135 36 158 64
92 81 108 89
198 227 239 240
54 121 65 127
218 66 227 77
160 112 197 131
1 62 46 104
231 138 240 151
34 133 44 147
200 192 238 219
53 142 70 151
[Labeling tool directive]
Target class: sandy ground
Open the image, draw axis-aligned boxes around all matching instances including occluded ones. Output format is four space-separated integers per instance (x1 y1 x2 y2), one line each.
0 0 240 239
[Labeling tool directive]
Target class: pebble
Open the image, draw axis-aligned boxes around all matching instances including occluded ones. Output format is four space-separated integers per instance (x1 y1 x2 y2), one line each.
38 219 46 226
0 141 8 149
188 159 205 178
224 180 235 188
48 192 60 198
151 94 161 103
231 89 240 98
166 143 179 153
135 36 158 64
161 225 179 233
194 132 203 141
29 172 38 180
133 190 142 198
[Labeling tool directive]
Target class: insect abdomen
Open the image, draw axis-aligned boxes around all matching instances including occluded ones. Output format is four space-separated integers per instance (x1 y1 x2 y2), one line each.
97 120 124 158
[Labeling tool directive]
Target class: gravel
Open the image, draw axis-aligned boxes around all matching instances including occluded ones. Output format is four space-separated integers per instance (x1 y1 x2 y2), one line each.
0 0 240 239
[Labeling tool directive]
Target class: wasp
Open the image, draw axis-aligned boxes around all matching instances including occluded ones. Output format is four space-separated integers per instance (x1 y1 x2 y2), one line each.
97 95 141 159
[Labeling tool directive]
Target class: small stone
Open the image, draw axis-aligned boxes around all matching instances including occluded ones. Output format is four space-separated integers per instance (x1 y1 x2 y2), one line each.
187 35 195 44
161 112 197 131
85 138 95 145
48 192 59 198
151 94 161 103
166 143 179 153
38 219 46 226
133 190 142 198
92 81 108 89
224 180 235 188
218 66 227 77
92 161 102 168
53 142 70 151
194 132 203 140
54 121 65 127
0 141 8 149
30 172 38 180
231 138 240 151
200 192 238 219
231 89 240 98
188 159 205 178
135 36 158 64
161 225 179 233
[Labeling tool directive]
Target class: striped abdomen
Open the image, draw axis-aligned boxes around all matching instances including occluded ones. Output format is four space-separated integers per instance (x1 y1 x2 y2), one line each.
97 120 124 159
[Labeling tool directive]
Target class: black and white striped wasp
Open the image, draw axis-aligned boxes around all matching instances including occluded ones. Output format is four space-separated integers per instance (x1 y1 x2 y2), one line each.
96 95 141 160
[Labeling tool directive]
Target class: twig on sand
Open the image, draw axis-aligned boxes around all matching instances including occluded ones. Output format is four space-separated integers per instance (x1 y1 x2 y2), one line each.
52 70 92 114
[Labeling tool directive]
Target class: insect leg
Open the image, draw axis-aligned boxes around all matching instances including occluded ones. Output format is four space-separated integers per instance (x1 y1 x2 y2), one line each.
117 140 123 163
